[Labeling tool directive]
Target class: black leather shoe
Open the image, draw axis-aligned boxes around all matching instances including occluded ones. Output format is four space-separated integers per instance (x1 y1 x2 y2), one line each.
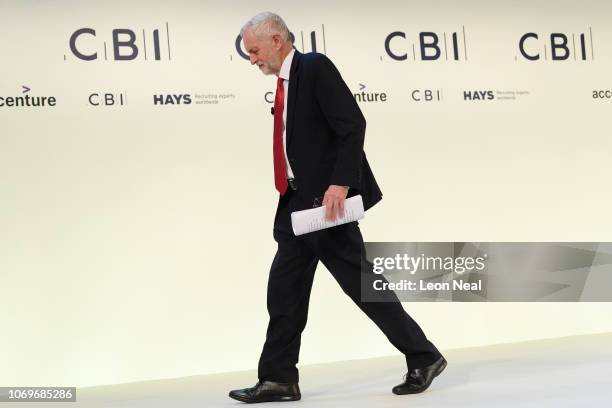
392 356 447 395
229 380 301 403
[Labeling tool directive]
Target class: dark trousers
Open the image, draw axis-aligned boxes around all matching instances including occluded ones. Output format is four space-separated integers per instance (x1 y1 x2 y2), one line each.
257 187 442 383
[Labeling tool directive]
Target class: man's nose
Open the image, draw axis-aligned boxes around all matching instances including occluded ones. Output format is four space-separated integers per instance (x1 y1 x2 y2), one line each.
249 55 257 65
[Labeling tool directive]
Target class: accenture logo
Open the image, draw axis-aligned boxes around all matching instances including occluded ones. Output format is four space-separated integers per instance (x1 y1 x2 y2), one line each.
592 89 611 99
353 83 388 103
0 86 57 108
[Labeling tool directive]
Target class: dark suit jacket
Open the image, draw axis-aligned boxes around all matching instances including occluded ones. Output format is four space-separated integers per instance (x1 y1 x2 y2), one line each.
281 50 383 212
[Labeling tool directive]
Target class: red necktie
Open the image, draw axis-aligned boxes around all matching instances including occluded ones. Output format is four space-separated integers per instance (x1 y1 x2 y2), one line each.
273 77 288 195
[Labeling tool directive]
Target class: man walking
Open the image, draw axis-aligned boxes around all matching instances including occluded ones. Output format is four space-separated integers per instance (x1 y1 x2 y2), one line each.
229 12 446 403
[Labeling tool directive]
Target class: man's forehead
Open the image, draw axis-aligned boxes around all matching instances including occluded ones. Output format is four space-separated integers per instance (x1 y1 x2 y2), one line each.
242 30 259 49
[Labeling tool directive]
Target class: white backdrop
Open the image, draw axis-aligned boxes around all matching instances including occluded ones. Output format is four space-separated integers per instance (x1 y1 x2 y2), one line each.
2 0 612 387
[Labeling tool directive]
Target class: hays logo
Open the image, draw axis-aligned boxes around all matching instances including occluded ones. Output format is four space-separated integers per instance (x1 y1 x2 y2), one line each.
353 83 388 103
235 24 327 60
66 23 172 61
517 28 594 61
384 27 468 61
153 94 192 105
463 91 494 101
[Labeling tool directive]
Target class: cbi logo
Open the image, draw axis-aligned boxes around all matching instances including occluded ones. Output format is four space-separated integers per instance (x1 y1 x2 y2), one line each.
411 89 442 102
88 92 127 106
66 23 172 61
384 27 468 61
235 24 328 60
517 28 594 61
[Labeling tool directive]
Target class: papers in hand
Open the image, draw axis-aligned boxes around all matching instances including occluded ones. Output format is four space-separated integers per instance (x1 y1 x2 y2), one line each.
291 195 365 236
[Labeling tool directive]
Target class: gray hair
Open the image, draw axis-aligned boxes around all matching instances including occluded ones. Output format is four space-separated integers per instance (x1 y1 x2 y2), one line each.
240 12 291 42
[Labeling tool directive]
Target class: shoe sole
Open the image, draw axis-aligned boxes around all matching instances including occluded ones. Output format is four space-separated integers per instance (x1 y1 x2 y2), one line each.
228 392 301 403
393 358 447 395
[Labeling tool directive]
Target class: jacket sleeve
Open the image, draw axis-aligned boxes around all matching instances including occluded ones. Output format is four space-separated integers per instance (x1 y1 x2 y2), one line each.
313 54 365 189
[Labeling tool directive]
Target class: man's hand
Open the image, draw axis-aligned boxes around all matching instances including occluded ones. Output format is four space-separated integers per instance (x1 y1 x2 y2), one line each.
323 185 349 221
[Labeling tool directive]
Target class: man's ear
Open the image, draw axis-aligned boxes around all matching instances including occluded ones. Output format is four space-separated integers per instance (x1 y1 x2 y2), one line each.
271 33 282 49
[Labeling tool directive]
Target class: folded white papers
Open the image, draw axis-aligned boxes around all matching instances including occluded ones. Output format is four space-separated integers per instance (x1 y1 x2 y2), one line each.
290 195 365 236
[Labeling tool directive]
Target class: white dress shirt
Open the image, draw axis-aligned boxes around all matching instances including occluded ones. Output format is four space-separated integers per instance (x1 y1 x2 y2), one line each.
278 48 295 179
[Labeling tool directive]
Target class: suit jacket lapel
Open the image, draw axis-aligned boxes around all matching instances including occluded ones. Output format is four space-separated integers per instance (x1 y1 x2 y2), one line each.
286 50 301 152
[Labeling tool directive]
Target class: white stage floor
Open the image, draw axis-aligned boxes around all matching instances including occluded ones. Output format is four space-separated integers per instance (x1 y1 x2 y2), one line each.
15 332 612 407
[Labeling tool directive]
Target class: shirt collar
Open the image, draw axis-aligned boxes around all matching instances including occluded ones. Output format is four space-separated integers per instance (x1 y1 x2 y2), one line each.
278 48 295 81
